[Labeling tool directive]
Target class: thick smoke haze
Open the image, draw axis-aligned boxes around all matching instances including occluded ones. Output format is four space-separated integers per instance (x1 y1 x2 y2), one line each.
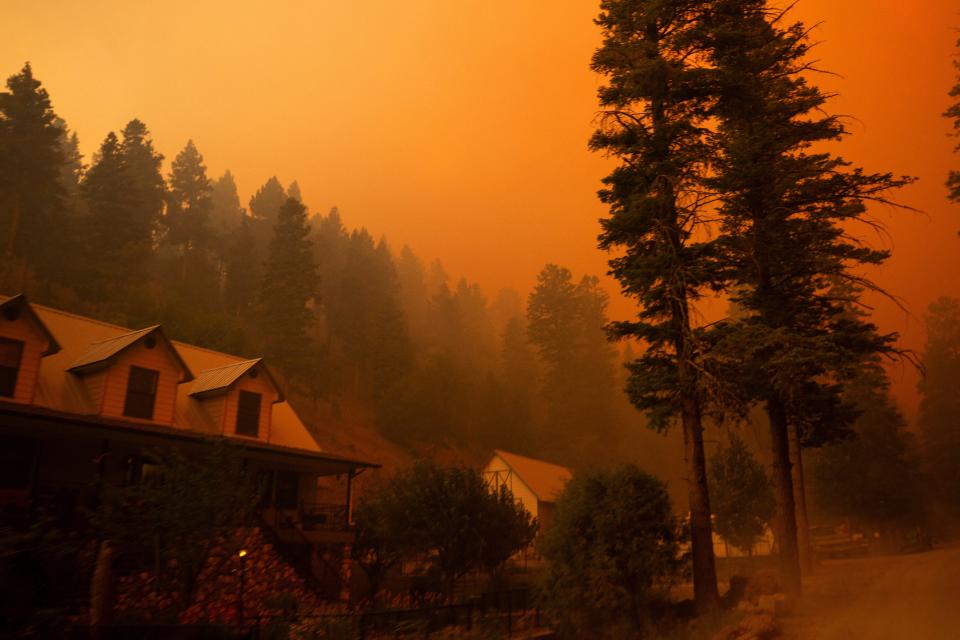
3 0 959 417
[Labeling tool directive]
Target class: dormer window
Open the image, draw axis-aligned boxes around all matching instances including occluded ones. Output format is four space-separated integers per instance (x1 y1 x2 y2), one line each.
236 390 262 437
124 366 159 419
0 338 24 398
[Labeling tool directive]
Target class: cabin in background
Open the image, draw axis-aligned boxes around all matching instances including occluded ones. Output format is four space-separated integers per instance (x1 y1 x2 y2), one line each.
483 449 572 534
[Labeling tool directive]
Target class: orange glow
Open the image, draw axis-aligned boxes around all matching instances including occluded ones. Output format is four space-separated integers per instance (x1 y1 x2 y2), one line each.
3 0 957 418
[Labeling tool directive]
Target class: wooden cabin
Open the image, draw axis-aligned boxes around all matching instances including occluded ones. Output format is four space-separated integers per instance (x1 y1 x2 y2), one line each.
0 294 378 599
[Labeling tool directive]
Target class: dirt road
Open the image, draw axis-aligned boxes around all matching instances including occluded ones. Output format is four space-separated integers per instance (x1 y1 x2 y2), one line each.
780 544 960 639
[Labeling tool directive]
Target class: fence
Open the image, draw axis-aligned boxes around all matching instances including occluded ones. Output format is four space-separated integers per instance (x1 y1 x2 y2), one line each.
76 588 540 639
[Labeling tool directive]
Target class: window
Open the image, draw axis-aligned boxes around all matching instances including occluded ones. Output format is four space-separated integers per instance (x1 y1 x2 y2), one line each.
0 338 24 397
236 390 262 437
123 366 158 419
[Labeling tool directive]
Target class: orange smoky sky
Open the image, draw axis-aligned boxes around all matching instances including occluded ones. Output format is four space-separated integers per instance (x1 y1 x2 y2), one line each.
3 0 958 421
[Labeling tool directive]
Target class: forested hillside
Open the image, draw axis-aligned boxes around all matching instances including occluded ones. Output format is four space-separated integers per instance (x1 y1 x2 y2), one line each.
0 62 681 480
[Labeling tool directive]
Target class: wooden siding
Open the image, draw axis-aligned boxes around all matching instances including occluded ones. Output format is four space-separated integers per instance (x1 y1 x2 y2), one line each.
98 339 184 426
0 309 51 404
202 394 227 434
83 369 109 412
484 454 540 523
222 370 278 441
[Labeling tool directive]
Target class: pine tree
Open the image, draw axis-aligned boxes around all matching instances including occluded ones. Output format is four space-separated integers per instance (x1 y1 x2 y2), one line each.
223 216 260 316
81 132 144 305
709 432 775 555
163 140 217 305
249 176 287 223
210 170 245 233
944 37 960 202
286 180 303 204
118 119 165 245
590 0 721 610
702 0 912 593
0 63 65 282
55 119 84 211
327 231 412 399
396 245 430 342
259 197 318 380
812 360 922 532
917 297 960 514
166 141 213 239
527 265 619 466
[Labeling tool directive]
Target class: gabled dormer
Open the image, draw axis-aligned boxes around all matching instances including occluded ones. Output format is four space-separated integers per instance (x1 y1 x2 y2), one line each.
68 325 193 425
189 358 283 441
0 295 61 404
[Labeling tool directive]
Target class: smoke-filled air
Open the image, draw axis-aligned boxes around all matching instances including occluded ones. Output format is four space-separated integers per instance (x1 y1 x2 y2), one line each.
1 1 959 638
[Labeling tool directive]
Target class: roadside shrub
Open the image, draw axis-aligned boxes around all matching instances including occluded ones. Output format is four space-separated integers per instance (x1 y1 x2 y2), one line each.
539 465 683 638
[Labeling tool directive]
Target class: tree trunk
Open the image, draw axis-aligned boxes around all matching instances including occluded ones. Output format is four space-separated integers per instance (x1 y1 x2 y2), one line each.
767 397 802 595
681 389 719 613
788 422 812 573
89 540 115 630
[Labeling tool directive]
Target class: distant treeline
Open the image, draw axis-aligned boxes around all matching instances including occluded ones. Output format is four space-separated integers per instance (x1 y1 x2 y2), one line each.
0 62 652 468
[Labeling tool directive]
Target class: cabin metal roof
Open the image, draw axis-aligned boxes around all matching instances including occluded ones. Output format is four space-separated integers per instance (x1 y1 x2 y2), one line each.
0 294 62 356
67 325 194 382
190 358 285 403
3 299 348 457
492 449 572 503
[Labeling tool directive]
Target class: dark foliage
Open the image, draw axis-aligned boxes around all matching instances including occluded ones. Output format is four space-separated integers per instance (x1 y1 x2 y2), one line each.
539 465 684 638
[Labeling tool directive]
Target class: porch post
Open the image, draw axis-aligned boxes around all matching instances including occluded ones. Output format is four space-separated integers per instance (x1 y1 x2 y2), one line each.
345 468 356 528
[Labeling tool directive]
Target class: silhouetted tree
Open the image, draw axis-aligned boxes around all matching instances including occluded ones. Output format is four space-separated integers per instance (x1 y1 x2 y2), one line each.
709 432 775 554
259 197 317 380
812 361 922 533
163 140 218 304
396 244 430 342
527 266 619 466
249 176 287 223
0 63 65 283
222 216 260 316
55 119 84 213
540 465 684 637
286 179 303 204
81 132 145 306
702 0 911 593
590 0 721 610
372 461 535 600
945 36 960 202
917 297 960 515
327 231 411 399
210 170 245 233
118 119 165 242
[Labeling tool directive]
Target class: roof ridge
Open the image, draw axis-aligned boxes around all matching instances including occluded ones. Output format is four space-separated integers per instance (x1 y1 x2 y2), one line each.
30 302 138 333
193 358 261 374
170 339 250 361
495 448 570 471
85 324 159 346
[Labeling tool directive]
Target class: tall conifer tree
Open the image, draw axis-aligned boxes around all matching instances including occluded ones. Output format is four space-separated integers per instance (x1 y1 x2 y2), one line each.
702 0 911 593
82 132 143 305
944 37 960 202
210 170 245 232
591 0 720 610
164 140 218 304
0 63 65 280
118 119 165 243
259 197 318 380
527 265 620 467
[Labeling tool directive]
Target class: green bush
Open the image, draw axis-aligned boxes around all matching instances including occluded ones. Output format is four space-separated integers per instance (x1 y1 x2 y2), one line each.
539 465 683 638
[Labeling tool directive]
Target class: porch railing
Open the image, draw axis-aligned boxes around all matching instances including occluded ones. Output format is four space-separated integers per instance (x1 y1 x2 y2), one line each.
298 501 349 531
